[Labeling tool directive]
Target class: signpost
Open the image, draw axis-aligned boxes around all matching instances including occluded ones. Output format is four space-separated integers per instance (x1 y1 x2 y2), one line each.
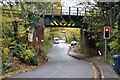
104 26 110 61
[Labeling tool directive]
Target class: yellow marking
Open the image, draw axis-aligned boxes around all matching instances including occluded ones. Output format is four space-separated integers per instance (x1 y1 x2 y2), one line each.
72 23 75 26
60 22 63 26
63 23 66 26
51 22 54 25
53 21 59 26
68 24 71 26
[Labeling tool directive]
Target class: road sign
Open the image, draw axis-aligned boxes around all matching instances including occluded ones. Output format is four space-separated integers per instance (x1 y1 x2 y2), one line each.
104 27 110 39
50 20 75 27
44 15 83 28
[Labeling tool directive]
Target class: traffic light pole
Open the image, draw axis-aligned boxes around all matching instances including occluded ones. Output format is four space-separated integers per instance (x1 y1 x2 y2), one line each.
104 26 110 61
105 39 107 61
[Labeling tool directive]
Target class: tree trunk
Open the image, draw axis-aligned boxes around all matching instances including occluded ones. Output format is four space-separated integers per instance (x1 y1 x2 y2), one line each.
109 2 114 28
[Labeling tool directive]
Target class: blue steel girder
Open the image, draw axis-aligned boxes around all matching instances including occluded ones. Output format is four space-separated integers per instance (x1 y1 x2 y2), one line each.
44 14 84 28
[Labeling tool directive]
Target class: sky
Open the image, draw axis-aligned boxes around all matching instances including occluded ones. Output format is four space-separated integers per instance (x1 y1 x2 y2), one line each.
61 0 95 7
60 0 96 15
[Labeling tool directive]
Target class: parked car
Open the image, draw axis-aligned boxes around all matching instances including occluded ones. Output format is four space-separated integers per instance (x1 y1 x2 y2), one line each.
53 38 59 44
71 41 77 46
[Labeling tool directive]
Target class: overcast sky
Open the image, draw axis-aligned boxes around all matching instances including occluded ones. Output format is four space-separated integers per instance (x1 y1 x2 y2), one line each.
60 0 96 15
61 0 95 7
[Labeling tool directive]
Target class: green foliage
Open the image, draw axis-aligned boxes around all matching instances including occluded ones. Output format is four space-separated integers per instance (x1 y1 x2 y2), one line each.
2 1 52 66
9 42 38 65
44 28 80 44
21 50 34 61
109 41 118 52
10 42 25 57
2 22 14 48
2 48 10 63
103 21 119 63
20 50 38 66
44 28 53 53
64 28 80 43
108 26 120 55
118 13 120 28
29 55 38 66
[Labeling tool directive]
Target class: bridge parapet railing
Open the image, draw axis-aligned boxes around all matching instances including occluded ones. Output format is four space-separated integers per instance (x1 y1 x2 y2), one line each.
45 6 86 16
44 6 98 16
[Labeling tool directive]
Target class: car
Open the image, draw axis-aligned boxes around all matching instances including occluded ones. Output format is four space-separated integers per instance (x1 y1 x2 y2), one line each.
71 41 77 46
53 38 59 44
59 39 65 43
62 37 66 43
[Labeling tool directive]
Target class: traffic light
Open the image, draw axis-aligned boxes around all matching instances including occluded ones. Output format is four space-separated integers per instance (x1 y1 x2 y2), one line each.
104 27 110 39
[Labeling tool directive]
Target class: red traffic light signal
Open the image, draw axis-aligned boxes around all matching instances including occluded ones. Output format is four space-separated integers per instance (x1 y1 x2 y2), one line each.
105 28 109 32
104 27 110 39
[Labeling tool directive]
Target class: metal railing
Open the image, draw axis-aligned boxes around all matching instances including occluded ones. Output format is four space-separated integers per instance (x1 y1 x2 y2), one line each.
44 6 98 16
45 6 84 16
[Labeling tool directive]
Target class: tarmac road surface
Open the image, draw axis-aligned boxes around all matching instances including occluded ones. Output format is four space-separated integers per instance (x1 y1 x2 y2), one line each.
12 43 94 78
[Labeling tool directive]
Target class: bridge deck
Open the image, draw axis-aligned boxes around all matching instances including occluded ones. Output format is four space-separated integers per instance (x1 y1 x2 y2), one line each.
44 14 84 28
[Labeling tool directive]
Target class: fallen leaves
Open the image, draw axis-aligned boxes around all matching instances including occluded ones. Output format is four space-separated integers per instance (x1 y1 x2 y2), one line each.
1 57 46 78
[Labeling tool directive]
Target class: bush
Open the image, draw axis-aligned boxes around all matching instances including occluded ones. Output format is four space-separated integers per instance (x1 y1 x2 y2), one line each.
106 26 120 63
10 43 25 57
21 50 34 61
2 48 10 63
21 50 38 66
29 55 38 66
9 42 38 66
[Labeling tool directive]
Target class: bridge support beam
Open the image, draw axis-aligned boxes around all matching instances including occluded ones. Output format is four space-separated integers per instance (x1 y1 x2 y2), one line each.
80 26 97 56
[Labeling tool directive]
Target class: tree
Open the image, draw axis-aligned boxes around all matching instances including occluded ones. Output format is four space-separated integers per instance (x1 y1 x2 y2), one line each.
1 0 53 72
76 1 119 57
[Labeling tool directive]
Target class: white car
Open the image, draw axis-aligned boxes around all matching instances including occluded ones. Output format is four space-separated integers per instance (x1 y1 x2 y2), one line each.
71 41 77 46
59 39 66 43
62 37 66 43
54 38 59 44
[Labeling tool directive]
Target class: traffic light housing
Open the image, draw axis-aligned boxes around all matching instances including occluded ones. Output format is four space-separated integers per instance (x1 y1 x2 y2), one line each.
104 27 110 39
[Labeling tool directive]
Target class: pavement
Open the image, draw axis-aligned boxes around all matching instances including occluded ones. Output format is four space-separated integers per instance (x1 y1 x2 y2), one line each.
9 43 95 78
68 46 120 79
